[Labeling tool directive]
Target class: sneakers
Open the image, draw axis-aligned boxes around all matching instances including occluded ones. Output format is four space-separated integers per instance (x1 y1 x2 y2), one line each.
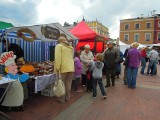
103 96 107 99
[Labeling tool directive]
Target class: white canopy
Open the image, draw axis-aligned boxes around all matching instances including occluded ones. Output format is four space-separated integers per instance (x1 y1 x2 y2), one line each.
118 41 129 54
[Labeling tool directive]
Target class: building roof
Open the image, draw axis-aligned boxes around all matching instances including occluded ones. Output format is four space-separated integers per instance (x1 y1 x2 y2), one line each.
0 21 14 30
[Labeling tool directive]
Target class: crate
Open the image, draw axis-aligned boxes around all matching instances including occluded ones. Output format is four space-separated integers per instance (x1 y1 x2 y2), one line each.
41 84 54 97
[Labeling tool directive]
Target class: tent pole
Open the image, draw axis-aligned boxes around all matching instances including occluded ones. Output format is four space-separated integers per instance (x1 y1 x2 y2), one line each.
94 37 97 55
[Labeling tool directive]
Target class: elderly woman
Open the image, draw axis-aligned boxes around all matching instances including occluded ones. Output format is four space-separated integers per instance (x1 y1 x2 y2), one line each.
127 42 141 89
54 36 74 103
80 44 94 90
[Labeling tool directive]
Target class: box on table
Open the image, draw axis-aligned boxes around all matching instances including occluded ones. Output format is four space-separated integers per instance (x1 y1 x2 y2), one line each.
41 84 54 97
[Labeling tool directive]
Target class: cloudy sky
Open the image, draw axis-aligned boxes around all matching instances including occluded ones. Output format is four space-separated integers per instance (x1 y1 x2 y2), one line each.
0 0 160 38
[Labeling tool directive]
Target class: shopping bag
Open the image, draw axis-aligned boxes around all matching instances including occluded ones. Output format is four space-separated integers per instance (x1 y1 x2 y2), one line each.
53 73 65 97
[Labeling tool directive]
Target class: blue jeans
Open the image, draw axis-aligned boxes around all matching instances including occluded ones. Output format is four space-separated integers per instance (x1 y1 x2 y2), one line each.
127 67 138 88
147 60 157 75
140 57 146 74
92 78 106 97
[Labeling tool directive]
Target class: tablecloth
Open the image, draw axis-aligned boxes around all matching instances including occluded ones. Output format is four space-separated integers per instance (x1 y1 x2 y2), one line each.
35 74 56 93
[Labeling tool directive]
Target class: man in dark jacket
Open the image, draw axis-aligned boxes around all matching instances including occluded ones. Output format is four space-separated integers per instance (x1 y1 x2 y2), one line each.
104 41 120 87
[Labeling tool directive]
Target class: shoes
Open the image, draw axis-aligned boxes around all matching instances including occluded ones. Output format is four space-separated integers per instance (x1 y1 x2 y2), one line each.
86 90 90 93
93 96 96 98
82 85 86 87
103 96 107 99
112 83 115 86
105 84 110 88
124 81 127 85
76 89 82 92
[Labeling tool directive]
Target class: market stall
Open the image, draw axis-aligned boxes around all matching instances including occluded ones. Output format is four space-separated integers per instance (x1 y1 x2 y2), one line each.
0 23 78 111
70 21 108 53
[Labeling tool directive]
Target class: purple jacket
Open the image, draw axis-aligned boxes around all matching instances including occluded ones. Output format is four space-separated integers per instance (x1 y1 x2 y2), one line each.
128 48 141 68
74 57 82 78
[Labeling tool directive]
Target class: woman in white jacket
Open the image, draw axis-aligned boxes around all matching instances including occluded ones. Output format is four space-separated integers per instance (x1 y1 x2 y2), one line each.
80 44 94 90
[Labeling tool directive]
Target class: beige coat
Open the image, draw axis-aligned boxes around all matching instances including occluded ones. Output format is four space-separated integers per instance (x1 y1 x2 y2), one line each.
54 42 74 73
80 51 94 74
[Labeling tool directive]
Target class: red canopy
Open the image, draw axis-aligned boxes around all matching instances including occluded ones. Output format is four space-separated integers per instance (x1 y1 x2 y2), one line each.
70 21 97 39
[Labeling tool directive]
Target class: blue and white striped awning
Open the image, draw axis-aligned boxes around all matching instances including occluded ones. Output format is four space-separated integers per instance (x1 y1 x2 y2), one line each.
0 24 78 62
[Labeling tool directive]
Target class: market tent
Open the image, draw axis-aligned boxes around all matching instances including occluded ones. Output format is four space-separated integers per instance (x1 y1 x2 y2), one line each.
119 41 129 54
70 21 97 39
0 21 14 30
0 22 78 62
70 21 108 53
138 44 146 49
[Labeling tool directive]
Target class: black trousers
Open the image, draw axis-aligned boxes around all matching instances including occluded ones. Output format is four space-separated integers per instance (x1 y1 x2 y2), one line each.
82 74 87 86
106 67 116 85
87 71 93 90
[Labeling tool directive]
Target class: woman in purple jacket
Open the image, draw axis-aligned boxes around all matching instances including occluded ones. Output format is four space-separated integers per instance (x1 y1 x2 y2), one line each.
127 42 141 89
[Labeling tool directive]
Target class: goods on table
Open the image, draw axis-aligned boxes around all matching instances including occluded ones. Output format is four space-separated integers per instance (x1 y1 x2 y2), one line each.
28 61 54 76
20 65 35 73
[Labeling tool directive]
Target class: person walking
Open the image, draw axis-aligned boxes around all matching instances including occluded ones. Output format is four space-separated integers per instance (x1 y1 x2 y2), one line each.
104 41 120 87
80 44 94 88
127 42 141 89
116 50 124 78
54 36 74 103
140 47 148 74
146 48 159 76
123 46 131 85
90 53 107 99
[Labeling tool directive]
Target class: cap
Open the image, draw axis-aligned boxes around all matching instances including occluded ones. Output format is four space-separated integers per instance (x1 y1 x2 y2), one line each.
107 41 113 44
85 44 90 49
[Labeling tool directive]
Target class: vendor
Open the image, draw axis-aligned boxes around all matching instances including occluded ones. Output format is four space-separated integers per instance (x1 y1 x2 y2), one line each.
2 39 24 63
0 51 29 110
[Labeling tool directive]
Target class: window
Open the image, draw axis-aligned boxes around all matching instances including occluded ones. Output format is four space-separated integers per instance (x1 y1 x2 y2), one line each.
124 34 129 41
145 33 151 41
146 22 151 28
134 34 140 42
135 23 140 29
125 24 129 29
158 32 160 41
158 21 160 28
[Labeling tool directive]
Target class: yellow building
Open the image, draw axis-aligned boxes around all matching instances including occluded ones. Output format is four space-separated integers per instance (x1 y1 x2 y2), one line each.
86 21 109 37
120 17 155 45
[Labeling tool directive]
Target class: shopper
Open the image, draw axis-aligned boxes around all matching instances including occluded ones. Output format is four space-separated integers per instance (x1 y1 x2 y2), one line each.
72 51 82 92
116 50 124 78
80 44 94 87
127 42 141 89
54 36 74 103
103 41 120 87
140 47 148 74
146 47 159 76
90 53 106 99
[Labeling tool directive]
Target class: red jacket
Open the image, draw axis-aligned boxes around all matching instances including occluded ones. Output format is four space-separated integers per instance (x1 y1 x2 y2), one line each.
141 49 147 57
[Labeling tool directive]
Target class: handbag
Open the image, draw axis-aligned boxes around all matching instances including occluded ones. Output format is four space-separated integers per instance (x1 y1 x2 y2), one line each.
53 73 65 97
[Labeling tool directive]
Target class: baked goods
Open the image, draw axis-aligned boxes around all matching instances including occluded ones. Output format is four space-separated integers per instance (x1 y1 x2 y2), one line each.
20 65 35 73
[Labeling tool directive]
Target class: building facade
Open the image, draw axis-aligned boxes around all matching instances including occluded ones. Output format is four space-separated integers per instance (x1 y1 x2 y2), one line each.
64 20 109 37
86 21 109 37
120 15 160 45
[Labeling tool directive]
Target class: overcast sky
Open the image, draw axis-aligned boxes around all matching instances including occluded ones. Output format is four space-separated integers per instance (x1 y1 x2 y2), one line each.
0 0 160 39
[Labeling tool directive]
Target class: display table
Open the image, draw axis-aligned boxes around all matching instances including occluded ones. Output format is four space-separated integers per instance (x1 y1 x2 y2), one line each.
0 78 16 103
35 74 56 93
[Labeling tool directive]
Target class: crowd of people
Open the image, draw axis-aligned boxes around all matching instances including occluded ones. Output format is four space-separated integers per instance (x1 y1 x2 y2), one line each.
54 36 160 103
